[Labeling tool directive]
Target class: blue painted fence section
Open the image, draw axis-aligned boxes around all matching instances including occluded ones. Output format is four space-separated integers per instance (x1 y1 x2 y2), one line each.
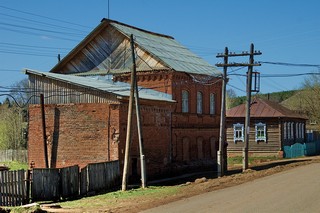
284 141 320 158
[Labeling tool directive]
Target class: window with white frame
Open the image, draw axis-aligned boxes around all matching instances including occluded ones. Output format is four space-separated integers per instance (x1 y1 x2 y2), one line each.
182 90 189 113
284 122 287 139
197 91 203 114
290 122 294 139
233 123 244 143
302 123 305 139
255 122 266 142
210 93 215 115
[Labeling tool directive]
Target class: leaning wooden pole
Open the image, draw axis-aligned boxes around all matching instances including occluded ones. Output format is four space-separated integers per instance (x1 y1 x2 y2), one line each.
131 34 147 188
121 35 137 191
40 94 49 168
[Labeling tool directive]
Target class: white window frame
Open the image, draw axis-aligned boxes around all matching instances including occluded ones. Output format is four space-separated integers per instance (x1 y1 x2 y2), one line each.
255 122 267 142
233 123 244 143
284 122 287 140
182 90 189 113
210 93 215 115
197 91 203 114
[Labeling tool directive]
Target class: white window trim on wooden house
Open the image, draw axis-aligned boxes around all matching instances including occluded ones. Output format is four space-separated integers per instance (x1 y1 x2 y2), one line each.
233 123 244 143
255 122 267 142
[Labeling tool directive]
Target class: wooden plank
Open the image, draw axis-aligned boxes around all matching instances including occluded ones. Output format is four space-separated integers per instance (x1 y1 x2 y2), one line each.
60 165 79 199
32 168 60 202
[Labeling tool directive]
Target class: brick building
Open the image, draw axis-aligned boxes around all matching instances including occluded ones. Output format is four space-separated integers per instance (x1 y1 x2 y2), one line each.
26 19 222 179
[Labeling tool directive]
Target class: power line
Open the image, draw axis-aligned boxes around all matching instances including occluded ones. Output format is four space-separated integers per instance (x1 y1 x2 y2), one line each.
259 61 320 67
0 42 71 51
0 12 89 34
0 5 91 29
0 22 85 37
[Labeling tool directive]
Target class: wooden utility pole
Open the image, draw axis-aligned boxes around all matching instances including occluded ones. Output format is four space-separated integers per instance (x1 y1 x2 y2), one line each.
122 34 148 190
216 47 228 177
243 43 256 171
216 43 262 172
121 35 136 191
40 94 49 168
132 35 147 188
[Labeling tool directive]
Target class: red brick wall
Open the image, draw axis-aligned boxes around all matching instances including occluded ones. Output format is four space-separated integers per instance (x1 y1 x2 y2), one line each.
116 101 173 178
115 71 222 174
28 103 120 169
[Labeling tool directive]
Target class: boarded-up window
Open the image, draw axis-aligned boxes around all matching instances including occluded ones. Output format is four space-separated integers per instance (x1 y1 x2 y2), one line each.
182 90 189 113
210 137 217 158
197 137 204 159
182 137 190 161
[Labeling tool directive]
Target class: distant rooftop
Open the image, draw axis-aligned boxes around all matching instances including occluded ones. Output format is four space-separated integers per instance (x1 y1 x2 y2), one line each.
227 98 307 120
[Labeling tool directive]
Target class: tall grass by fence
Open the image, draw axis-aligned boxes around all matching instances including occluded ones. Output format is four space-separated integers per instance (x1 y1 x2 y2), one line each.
0 150 27 163
284 141 320 158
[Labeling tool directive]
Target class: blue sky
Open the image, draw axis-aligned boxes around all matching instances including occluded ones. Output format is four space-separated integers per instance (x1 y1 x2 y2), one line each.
1 0 320 102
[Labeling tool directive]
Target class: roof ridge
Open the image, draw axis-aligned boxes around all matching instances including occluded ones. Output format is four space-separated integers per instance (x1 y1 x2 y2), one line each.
101 18 174 39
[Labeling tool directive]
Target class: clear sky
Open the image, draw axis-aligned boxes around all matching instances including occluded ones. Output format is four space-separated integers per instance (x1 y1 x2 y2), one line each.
1 0 320 102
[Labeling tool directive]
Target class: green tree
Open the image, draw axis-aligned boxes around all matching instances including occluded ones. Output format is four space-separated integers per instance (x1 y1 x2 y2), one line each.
0 79 29 150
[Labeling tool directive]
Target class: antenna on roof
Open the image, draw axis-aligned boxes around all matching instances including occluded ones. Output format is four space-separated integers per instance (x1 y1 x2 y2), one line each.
108 0 110 19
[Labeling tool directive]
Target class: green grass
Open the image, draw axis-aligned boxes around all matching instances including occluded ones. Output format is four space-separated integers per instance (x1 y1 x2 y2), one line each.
60 185 181 209
228 156 279 166
0 161 28 170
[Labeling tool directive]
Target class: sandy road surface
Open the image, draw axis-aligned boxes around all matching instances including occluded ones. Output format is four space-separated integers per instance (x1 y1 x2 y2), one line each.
143 163 320 213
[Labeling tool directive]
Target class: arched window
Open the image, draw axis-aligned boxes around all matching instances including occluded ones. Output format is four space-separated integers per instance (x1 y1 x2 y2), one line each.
210 137 217 158
197 137 204 159
182 137 190 161
182 90 189 113
197 91 203 114
210 93 215 115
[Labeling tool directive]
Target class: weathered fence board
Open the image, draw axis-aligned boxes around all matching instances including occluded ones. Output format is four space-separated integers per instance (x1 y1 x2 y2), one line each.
81 161 120 195
0 170 27 206
0 161 120 205
60 165 79 199
32 168 60 201
0 150 28 162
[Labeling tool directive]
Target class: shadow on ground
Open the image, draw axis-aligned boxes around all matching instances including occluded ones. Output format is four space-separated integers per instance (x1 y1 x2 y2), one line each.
149 158 312 186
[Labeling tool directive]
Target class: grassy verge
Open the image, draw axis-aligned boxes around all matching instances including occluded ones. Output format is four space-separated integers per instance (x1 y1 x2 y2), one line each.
228 156 280 166
0 161 28 170
59 185 181 209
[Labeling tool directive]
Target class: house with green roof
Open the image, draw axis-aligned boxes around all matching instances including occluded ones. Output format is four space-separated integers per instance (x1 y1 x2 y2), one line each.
26 19 222 181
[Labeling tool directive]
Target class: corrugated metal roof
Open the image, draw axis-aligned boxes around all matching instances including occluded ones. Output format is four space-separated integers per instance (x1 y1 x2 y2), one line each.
110 21 221 76
25 69 174 103
226 98 307 120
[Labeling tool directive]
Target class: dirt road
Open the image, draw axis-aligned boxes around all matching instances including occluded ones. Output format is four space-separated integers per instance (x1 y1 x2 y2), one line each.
143 163 320 213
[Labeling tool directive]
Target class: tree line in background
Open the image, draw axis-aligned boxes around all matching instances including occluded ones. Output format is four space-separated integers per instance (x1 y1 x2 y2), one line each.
0 79 29 150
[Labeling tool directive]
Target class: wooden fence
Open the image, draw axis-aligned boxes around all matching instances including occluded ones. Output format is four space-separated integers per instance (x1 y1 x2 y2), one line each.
0 170 28 206
0 150 28 162
80 161 120 195
32 160 120 202
284 141 320 158
0 160 120 206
